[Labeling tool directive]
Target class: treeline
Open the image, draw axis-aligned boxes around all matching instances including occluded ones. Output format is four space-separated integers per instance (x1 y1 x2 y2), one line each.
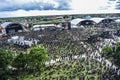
1 13 120 23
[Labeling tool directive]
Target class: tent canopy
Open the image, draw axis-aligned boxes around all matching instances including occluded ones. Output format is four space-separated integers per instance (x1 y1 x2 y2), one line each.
0 22 24 34
71 18 95 26
90 17 115 24
90 18 105 23
71 18 85 26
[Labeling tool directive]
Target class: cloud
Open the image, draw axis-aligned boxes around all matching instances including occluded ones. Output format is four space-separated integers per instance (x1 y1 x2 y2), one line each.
0 0 119 11
0 0 120 18
115 0 120 9
0 0 71 11
70 0 114 10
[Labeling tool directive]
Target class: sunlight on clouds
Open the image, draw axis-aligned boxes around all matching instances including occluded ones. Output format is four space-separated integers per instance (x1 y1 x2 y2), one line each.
0 0 120 17
6 0 59 7
0 0 118 11
70 0 110 11
0 0 70 11
40 0 59 8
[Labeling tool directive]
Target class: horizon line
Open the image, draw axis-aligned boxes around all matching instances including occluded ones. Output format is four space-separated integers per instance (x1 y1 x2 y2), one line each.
0 10 120 18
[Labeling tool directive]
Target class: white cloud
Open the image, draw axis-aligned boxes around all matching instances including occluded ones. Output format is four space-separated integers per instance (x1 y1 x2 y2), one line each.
70 0 110 11
0 0 120 18
0 0 117 11
0 0 71 11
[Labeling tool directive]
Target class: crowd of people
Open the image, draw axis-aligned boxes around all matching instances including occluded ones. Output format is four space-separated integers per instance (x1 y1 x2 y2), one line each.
0 24 120 79
24 57 120 80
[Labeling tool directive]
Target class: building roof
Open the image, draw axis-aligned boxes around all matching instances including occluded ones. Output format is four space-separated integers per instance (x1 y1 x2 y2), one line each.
40 24 56 27
90 18 105 23
115 19 120 22
33 25 41 28
71 18 85 25
1 22 13 28
1 22 22 28
33 24 56 28
71 18 96 26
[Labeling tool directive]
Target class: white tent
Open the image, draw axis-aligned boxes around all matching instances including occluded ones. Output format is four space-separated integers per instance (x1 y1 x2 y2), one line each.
115 19 120 23
32 25 41 28
71 18 85 26
11 36 19 40
90 18 105 23
0 22 24 34
71 18 85 28
71 18 96 28
90 17 115 24
32 24 56 31
1 22 13 28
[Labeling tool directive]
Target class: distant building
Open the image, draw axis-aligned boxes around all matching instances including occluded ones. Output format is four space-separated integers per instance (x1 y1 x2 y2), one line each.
60 22 71 30
31 24 56 31
90 17 115 24
71 18 95 28
115 19 120 23
0 22 25 35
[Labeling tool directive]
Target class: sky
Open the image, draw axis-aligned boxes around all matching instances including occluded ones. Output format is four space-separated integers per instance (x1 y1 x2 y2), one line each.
0 0 120 18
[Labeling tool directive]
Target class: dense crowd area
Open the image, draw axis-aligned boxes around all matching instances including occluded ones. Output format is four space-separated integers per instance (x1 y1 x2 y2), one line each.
20 58 119 80
0 27 106 50
0 23 120 79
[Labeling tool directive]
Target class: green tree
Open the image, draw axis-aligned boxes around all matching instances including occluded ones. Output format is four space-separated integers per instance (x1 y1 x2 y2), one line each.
28 23 33 28
102 45 113 56
12 52 28 70
113 42 120 66
28 45 48 71
0 48 13 77
102 42 120 66
12 45 49 78
114 42 120 56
